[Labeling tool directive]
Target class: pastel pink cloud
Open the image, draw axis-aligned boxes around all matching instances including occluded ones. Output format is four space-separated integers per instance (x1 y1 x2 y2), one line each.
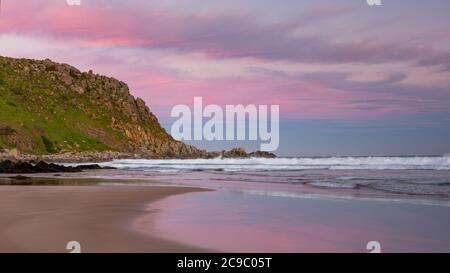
0 0 449 122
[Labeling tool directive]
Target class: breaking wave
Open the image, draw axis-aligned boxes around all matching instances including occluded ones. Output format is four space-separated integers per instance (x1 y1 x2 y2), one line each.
99 155 450 171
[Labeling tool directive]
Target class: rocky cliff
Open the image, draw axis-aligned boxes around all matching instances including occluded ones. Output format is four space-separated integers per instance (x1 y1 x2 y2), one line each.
0 56 275 161
0 56 206 158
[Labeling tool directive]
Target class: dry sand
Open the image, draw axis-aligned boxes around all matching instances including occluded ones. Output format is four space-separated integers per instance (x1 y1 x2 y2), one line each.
0 185 210 253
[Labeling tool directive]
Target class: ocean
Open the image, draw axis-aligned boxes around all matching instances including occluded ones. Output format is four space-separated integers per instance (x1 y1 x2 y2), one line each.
95 156 450 200
69 156 450 252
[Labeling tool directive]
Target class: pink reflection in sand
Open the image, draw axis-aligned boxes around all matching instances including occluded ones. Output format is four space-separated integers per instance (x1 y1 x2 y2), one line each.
132 191 445 252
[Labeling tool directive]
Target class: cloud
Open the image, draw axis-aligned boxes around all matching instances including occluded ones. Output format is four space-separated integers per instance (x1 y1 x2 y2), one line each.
1 0 450 70
1 0 450 123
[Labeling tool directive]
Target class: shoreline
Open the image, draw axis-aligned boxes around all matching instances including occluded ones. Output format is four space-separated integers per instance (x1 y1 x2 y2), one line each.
0 184 212 253
1 165 449 253
0 149 276 164
3 168 448 205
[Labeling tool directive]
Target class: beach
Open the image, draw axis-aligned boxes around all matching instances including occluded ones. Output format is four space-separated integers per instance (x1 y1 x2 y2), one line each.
0 184 210 253
1 156 450 253
1 0 449 257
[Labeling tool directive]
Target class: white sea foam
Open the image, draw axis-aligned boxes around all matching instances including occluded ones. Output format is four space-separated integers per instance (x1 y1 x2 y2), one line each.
60 155 450 201
96 155 450 171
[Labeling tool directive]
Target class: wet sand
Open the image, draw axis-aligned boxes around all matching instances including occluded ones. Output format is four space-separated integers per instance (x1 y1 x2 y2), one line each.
0 185 210 253
139 190 450 253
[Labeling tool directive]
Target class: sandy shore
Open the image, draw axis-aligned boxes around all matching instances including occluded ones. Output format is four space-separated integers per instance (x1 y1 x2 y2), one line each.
0 185 210 253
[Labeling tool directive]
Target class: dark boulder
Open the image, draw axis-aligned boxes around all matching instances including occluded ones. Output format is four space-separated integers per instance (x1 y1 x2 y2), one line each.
248 151 277 158
0 160 115 174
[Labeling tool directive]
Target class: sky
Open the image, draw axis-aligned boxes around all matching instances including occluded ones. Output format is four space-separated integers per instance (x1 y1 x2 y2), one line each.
1 0 450 156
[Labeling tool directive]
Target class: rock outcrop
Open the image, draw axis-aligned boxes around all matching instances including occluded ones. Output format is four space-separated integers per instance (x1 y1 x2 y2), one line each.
0 160 114 174
248 151 277 158
0 56 208 158
0 56 275 160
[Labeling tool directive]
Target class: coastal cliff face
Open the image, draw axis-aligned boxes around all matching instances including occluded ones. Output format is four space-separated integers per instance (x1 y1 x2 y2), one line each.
0 56 205 158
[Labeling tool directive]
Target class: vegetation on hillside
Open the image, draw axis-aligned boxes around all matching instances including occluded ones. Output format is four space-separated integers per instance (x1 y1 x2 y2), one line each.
0 56 191 156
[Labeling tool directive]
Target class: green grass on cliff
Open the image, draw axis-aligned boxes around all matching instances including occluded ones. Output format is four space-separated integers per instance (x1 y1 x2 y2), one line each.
0 56 168 154
0 76 110 153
